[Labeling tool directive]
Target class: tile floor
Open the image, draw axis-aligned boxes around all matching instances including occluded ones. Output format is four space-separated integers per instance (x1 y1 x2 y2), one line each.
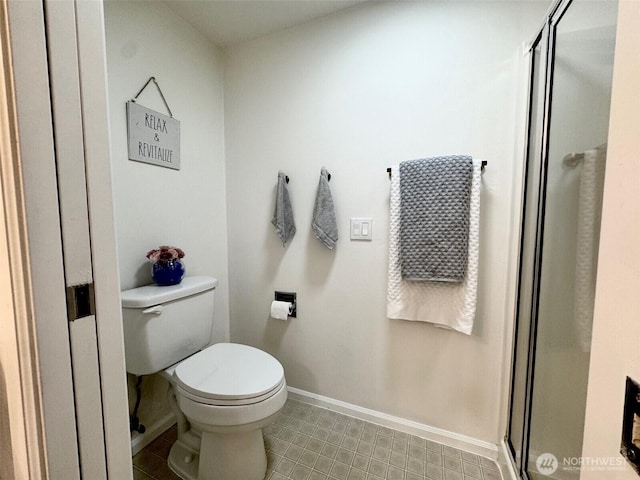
133 399 503 480
133 424 180 480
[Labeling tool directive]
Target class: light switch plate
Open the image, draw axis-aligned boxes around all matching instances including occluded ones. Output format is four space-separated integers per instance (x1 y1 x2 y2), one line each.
350 218 372 241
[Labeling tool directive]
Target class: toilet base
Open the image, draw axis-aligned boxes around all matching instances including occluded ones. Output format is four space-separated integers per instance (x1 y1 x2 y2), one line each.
201 428 267 480
164 373 287 480
168 440 199 480
168 428 267 480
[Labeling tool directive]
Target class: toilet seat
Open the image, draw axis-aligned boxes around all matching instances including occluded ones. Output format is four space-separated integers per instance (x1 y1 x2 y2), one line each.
172 343 285 406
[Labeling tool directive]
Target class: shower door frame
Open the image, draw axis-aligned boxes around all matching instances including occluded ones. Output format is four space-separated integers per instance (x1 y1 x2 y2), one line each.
505 0 579 478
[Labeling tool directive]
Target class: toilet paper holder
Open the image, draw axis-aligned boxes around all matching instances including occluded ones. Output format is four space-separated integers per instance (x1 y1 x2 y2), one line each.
275 291 296 318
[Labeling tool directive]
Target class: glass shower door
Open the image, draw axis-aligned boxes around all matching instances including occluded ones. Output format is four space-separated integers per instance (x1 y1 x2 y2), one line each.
527 1 617 478
507 1 618 479
507 33 547 473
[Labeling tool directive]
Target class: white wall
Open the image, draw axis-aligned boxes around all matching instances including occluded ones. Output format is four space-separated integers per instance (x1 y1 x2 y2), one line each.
224 1 547 444
104 0 228 437
581 1 640 478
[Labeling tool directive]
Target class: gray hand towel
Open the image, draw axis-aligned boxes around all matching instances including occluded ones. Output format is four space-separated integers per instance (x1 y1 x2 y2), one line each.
312 167 338 249
399 155 473 282
272 171 296 246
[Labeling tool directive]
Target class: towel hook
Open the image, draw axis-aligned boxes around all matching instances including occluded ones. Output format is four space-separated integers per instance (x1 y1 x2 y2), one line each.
285 176 290 184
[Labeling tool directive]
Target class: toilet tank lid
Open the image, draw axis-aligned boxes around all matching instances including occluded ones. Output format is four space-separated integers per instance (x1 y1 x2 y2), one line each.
121 276 218 308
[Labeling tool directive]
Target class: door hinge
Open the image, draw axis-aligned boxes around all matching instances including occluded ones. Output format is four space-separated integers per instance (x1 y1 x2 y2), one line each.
66 283 95 321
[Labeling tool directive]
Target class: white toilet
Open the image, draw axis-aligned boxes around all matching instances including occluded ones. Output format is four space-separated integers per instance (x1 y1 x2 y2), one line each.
121 276 287 480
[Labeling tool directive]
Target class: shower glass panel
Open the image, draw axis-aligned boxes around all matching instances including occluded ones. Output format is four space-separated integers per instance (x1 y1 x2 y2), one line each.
526 1 617 479
507 35 546 471
507 0 618 478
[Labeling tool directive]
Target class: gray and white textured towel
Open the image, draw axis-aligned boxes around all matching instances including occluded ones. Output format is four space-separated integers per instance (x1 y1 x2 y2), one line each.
399 155 473 282
388 159 482 334
311 167 338 249
271 171 296 246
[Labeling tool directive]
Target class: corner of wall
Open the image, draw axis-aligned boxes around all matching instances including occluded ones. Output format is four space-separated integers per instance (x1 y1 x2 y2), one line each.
581 2 640 477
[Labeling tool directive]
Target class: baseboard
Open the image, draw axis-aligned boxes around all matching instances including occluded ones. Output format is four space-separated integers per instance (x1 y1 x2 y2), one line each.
498 439 520 480
287 386 499 461
130 412 176 455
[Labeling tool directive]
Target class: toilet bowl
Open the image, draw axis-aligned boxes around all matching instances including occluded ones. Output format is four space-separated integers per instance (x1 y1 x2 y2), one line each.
120 277 287 480
163 343 287 480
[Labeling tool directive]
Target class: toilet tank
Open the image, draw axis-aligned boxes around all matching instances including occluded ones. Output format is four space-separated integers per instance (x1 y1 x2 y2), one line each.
121 276 218 376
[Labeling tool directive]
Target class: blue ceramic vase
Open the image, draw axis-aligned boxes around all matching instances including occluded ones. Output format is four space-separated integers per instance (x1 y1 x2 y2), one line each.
151 260 185 286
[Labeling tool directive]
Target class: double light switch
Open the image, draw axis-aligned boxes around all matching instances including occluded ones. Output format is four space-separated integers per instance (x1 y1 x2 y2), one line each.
350 218 372 241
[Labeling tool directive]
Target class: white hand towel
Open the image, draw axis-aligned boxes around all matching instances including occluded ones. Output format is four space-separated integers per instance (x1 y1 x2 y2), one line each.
573 145 606 352
387 159 481 334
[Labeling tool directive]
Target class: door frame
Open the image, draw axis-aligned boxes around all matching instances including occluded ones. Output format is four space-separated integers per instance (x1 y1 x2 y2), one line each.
0 2 49 477
0 0 131 477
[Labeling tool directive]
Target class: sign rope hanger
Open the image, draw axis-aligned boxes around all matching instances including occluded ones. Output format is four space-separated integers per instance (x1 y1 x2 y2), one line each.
131 76 173 118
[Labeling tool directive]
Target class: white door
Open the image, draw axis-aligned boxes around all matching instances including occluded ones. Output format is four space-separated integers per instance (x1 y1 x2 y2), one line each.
0 0 132 478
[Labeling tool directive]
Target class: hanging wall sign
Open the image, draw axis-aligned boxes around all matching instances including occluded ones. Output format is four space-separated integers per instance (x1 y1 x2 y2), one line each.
127 100 180 170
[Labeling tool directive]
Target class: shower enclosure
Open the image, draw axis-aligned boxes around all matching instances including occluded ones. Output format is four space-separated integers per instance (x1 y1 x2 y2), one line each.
507 0 618 479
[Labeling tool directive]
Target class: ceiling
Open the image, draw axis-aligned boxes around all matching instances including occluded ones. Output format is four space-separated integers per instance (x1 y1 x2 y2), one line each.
163 0 371 48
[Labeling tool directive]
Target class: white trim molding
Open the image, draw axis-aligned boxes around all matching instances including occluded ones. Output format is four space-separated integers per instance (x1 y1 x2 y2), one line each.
130 413 176 456
0 1 47 475
0 0 80 477
498 439 520 480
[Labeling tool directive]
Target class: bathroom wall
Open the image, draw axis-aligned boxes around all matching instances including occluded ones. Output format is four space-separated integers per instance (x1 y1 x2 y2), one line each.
104 0 229 440
581 1 640 477
224 1 548 445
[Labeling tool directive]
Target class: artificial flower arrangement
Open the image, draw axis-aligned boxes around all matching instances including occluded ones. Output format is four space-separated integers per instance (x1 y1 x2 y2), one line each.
146 245 186 285
146 245 185 263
